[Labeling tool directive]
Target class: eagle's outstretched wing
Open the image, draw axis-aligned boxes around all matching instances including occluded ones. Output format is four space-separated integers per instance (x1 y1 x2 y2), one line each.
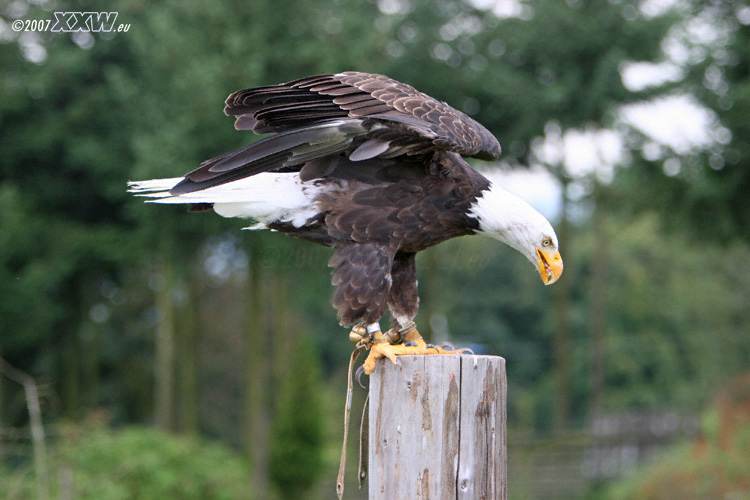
171 72 500 195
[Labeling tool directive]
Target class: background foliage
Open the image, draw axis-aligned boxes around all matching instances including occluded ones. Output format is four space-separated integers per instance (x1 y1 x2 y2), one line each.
0 424 254 500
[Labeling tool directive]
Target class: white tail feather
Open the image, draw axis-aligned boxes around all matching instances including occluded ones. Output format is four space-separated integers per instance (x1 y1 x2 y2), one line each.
127 178 183 198
128 173 320 228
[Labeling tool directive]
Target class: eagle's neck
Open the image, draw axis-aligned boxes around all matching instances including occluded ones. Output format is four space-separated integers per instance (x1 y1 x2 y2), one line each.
469 182 552 261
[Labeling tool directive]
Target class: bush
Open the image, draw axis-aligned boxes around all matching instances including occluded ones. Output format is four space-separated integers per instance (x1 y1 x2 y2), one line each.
603 373 750 500
0 424 253 500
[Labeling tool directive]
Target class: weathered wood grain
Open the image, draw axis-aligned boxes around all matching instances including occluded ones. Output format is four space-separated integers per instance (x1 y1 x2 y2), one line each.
369 355 507 500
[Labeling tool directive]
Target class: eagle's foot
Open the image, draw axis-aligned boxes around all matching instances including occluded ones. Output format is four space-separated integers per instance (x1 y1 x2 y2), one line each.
350 323 457 378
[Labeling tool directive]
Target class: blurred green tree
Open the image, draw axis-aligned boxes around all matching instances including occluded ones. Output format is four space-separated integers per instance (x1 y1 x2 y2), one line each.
268 339 326 500
610 1 750 243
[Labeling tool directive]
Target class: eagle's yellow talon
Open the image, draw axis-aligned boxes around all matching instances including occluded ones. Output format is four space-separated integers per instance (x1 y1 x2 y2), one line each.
359 327 457 375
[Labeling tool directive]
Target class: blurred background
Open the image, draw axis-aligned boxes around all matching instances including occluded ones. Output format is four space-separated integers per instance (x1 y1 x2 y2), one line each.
1 0 749 498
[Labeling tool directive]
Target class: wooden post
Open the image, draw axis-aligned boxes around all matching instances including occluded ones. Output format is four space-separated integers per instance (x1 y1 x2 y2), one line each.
369 355 507 500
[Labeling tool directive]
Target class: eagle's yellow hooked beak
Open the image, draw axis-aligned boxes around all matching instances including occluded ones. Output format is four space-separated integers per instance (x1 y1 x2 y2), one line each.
536 247 563 285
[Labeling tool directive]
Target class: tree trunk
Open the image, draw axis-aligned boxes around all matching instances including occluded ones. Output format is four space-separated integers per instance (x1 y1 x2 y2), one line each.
177 275 199 434
154 256 176 432
270 275 293 402
553 178 571 429
80 320 101 413
589 198 608 420
60 317 81 420
244 242 271 496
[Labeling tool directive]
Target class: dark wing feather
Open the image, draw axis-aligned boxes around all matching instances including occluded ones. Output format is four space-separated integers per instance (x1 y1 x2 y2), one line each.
225 71 500 159
173 72 500 195
171 118 366 195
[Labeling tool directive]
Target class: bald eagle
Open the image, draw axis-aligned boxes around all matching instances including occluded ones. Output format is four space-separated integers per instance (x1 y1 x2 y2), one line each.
129 72 563 374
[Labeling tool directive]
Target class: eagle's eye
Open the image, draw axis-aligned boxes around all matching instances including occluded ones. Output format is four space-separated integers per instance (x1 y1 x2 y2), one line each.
541 237 553 247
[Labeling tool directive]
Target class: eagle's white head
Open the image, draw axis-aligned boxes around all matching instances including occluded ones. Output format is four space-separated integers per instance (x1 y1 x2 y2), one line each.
470 182 563 285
